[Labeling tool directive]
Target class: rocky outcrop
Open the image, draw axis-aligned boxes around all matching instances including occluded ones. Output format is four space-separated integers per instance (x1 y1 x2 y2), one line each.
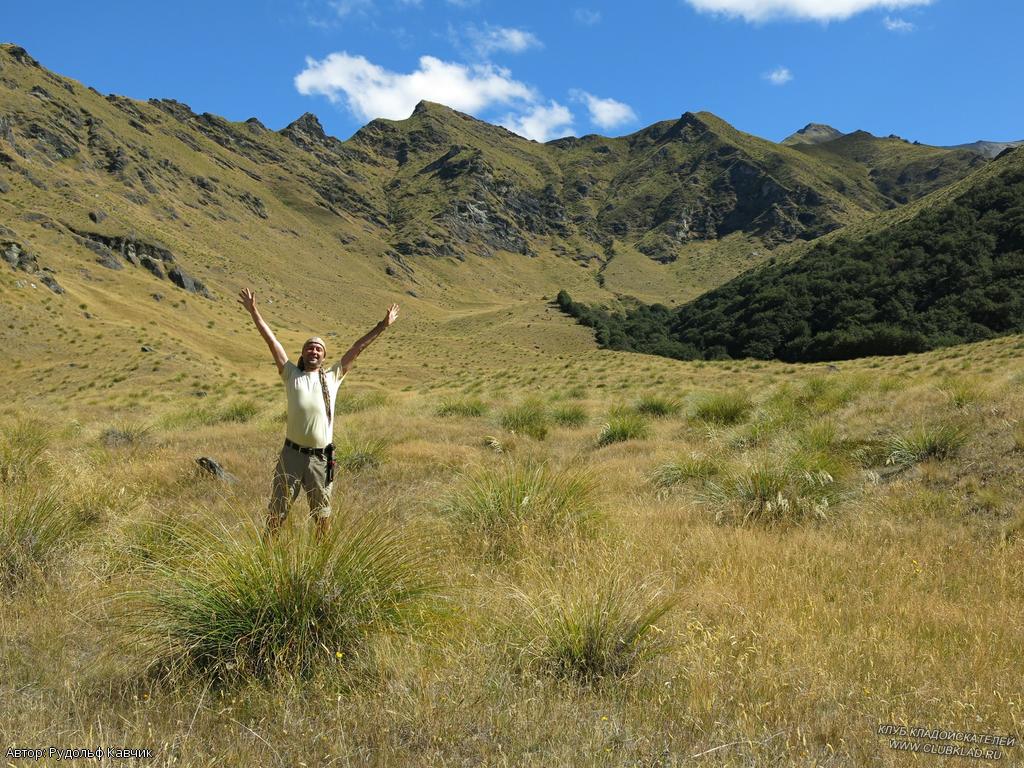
2 235 64 293
68 229 210 296
168 266 211 298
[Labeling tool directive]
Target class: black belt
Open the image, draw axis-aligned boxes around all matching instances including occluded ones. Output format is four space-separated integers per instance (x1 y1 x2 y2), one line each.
284 438 329 458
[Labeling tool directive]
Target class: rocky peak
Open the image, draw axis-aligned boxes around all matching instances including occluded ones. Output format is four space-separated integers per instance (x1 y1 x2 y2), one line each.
283 112 326 140
781 123 844 146
652 111 713 145
0 44 40 68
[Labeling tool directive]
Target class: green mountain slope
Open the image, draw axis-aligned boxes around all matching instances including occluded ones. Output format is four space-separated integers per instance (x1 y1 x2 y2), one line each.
0 42 1005 399
794 130 987 205
557 147 1024 362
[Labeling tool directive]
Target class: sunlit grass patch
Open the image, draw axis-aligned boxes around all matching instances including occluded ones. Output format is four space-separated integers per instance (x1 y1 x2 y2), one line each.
157 399 261 429
500 398 550 440
885 421 971 469
690 391 752 426
506 575 675 684
441 461 599 556
435 397 488 418
335 391 389 415
597 409 650 447
115 514 438 681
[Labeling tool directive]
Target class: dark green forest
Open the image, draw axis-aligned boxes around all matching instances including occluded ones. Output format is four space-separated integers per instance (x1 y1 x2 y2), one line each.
557 151 1024 362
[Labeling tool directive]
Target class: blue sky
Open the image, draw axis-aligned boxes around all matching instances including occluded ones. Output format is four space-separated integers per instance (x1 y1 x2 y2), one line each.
5 1 1022 145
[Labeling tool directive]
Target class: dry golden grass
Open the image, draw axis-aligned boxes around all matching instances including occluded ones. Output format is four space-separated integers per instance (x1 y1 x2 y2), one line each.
3 338 1024 767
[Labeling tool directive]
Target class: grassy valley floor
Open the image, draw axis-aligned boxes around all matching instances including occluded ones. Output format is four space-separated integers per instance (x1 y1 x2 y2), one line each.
2 333 1024 766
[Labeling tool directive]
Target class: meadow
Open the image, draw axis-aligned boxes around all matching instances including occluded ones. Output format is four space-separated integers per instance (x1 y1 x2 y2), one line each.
2 335 1023 767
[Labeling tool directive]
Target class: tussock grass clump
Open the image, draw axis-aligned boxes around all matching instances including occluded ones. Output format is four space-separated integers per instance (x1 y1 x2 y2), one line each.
219 399 260 423
705 459 840 526
336 437 388 472
939 377 987 410
886 421 971 469
0 419 51 484
1 487 89 588
650 453 722 491
634 395 682 418
101 422 153 448
597 410 650 447
550 404 588 427
500 399 550 440
157 400 260 429
335 391 389 415
508 577 675 684
118 515 437 681
690 391 752 426
436 397 488 418
442 461 599 555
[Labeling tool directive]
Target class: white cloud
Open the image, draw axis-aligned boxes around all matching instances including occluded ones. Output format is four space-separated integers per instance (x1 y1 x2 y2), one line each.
570 89 637 130
684 0 932 22
500 101 574 142
295 52 536 121
883 15 915 31
574 7 603 24
764 66 793 85
446 0 479 6
467 24 542 57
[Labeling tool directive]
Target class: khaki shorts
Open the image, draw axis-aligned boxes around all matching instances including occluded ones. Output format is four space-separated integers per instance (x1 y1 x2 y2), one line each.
269 442 333 520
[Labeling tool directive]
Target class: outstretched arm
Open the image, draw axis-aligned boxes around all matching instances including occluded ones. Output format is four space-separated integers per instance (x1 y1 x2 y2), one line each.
238 288 288 375
339 303 399 374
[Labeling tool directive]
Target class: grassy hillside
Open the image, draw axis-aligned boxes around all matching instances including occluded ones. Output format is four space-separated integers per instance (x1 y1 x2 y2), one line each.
0 42 997 411
557 146 1024 362
795 130 987 205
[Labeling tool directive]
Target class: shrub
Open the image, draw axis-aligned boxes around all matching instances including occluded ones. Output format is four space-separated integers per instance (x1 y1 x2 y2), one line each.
690 392 752 426
500 399 549 440
436 397 488 418
885 422 971 469
634 395 682 418
1 487 89 588
597 410 650 447
508 576 675 684
442 462 599 556
551 404 588 427
118 514 437 681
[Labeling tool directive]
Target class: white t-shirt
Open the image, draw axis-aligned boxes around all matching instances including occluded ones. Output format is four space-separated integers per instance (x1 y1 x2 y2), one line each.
281 360 345 448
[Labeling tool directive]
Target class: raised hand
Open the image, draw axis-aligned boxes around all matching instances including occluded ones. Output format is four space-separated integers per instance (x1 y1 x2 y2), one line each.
238 287 257 313
383 303 399 327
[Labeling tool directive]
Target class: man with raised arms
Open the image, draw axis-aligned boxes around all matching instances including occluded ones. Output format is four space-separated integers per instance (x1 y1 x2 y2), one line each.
238 287 398 539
